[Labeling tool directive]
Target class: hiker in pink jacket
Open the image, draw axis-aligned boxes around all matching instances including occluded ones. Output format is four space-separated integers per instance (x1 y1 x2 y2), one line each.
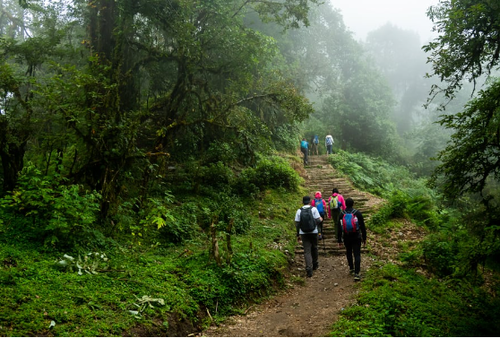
327 188 346 231
311 191 327 238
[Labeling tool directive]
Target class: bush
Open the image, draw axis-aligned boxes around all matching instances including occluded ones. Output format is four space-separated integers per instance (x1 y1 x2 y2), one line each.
197 161 235 193
422 232 459 277
237 155 301 195
371 189 441 233
196 195 252 235
0 164 101 249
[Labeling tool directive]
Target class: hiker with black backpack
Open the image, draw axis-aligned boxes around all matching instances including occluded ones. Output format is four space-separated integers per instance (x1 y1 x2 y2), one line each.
295 196 323 277
337 197 366 281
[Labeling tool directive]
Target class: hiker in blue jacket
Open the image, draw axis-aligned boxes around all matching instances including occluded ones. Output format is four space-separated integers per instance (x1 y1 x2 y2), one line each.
300 138 309 165
337 197 366 281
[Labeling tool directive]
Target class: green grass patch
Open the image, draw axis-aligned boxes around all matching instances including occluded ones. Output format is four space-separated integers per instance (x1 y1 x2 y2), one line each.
329 264 500 337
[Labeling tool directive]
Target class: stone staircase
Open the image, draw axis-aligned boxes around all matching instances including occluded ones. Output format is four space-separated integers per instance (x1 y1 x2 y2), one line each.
295 154 384 256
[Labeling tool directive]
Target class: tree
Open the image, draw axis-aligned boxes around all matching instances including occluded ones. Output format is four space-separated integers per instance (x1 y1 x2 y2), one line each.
0 0 319 218
431 78 500 197
424 0 500 199
424 0 500 104
257 2 400 158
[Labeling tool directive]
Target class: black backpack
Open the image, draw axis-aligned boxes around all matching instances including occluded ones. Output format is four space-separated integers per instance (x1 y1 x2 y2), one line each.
299 207 316 232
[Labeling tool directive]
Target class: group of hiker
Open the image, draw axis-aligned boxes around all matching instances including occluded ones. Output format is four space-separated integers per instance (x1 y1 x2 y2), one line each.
300 134 334 165
294 188 366 281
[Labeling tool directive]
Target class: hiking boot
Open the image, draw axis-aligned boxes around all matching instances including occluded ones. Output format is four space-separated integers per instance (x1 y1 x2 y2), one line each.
313 264 319 271
354 274 361 281
306 269 313 277
349 269 355 275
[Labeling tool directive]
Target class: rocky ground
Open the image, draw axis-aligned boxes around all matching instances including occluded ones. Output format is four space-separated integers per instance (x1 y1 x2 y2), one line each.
199 155 389 337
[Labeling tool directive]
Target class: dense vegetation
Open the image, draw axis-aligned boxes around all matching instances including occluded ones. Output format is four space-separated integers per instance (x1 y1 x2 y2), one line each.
1 0 500 336
328 151 500 336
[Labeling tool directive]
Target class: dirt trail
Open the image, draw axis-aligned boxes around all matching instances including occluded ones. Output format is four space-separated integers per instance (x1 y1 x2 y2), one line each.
200 155 385 337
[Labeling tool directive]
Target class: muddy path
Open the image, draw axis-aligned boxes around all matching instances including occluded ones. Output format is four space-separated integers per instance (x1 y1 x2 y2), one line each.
200 155 386 337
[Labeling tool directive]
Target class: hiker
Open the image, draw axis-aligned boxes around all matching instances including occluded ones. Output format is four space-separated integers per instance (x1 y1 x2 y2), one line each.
337 197 366 281
295 195 323 277
300 138 309 165
311 191 327 239
328 188 346 230
311 135 319 155
325 134 334 154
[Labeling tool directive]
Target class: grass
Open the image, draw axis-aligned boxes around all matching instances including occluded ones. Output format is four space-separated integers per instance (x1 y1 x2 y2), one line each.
329 264 500 337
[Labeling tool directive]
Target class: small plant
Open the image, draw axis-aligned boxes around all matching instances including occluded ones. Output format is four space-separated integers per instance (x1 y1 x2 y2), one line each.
129 295 166 319
56 252 110 275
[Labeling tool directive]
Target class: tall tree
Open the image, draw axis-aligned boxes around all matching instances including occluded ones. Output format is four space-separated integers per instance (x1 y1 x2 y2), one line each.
424 0 500 104
0 0 319 217
424 0 500 200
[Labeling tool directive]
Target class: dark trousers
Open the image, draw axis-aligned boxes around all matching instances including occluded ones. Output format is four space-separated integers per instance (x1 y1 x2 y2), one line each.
301 233 318 272
301 147 308 165
344 234 362 274
326 144 333 154
317 212 325 234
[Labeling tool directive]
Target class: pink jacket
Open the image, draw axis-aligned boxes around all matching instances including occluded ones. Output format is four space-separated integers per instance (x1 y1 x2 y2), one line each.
311 198 327 214
327 193 346 218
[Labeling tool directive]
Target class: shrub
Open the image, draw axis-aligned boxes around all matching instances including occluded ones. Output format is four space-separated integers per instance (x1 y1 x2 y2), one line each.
197 161 235 193
422 232 459 277
237 155 301 195
196 195 252 235
0 164 101 249
204 141 238 164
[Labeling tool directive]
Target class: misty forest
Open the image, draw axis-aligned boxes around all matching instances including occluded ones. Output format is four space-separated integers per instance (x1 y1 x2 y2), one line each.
1 0 500 336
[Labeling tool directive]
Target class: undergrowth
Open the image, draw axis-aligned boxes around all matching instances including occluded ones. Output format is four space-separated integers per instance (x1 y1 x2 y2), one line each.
0 155 304 336
329 264 500 337
328 150 500 337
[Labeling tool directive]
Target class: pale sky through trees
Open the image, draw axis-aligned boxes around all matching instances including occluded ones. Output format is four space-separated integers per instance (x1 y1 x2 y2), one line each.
329 0 439 42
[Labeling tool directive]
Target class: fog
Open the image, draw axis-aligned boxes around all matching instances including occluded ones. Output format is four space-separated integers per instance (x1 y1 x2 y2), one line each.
330 0 439 42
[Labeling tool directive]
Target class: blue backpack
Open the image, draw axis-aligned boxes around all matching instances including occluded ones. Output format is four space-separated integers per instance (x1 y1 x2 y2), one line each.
341 210 358 233
300 140 308 149
313 198 325 214
313 135 319 144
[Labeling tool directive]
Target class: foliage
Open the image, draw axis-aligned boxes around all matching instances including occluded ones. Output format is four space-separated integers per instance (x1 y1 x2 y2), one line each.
0 164 102 249
329 264 500 337
0 184 301 336
430 79 500 201
237 155 302 196
328 150 431 198
424 0 500 102
424 1 500 240
370 190 442 234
